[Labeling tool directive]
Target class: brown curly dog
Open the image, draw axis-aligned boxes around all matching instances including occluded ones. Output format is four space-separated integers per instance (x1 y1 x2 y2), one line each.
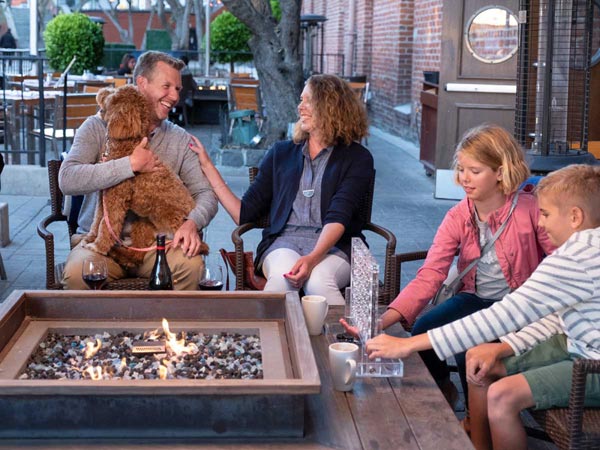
83 85 208 268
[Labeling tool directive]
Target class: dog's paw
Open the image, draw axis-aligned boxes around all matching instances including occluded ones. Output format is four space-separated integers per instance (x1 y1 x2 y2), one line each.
84 242 108 256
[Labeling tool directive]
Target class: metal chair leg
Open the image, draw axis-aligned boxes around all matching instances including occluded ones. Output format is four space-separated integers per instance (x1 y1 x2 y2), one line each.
0 252 7 280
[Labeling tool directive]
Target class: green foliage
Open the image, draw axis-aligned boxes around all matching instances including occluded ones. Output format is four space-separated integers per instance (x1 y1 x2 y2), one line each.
210 11 252 64
210 1 281 64
44 13 104 75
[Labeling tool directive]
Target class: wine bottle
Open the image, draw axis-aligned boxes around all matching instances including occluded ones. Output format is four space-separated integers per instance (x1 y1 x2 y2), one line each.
148 234 173 290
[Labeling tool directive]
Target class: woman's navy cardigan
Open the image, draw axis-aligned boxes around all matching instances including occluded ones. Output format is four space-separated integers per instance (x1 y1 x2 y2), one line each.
239 139 375 270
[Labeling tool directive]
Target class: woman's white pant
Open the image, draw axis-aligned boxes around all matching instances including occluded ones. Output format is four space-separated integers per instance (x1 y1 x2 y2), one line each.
262 248 350 305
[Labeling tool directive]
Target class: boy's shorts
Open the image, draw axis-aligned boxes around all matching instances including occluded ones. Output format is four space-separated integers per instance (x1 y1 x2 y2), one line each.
503 334 600 410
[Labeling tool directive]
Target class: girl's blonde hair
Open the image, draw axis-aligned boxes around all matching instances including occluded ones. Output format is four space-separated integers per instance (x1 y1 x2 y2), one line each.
453 124 530 195
536 164 600 226
292 74 368 147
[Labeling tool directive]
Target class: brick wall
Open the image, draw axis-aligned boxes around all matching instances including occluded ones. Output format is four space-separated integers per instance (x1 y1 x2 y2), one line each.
411 0 443 136
302 0 443 142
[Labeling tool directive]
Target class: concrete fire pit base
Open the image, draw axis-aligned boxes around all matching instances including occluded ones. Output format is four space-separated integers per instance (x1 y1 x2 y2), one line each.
0 291 319 439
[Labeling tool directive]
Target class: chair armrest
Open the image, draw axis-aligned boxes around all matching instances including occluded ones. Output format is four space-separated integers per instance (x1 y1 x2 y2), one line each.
568 358 600 441
363 222 397 304
231 222 261 291
37 213 67 290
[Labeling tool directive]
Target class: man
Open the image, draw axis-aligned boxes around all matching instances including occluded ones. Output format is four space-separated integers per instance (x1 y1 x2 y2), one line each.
59 51 217 290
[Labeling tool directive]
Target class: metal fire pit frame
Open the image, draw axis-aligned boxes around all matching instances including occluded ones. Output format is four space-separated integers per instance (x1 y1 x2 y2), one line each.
0 290 319 439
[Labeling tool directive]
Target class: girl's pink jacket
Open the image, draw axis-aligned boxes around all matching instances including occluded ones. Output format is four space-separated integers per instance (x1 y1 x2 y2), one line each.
388 190 556 324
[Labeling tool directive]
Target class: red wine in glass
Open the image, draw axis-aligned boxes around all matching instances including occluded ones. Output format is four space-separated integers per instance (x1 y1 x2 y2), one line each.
198 264 224 290
83 273 107 290
82 258 108 290
198 279 224 291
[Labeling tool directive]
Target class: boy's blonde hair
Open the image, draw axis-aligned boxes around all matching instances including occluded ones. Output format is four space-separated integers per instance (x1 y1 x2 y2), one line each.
453 124 530 195
536 164 600 226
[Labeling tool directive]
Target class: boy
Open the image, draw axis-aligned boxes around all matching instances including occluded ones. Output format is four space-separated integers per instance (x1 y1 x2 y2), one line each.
365 164 600 450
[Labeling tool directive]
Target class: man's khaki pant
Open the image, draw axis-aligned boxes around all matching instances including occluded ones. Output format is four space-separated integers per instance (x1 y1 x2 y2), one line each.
62 238 204 291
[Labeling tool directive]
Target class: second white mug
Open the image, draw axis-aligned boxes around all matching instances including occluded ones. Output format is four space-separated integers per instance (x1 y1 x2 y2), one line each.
301 295 328 336
328 342 359 391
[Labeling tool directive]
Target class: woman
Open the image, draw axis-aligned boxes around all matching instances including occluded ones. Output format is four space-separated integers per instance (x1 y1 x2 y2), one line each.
342 124 555 414
117 53 136 76
190 74 373 305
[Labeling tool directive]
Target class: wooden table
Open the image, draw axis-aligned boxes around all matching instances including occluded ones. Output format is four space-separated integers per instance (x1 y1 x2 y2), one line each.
0 304 473 450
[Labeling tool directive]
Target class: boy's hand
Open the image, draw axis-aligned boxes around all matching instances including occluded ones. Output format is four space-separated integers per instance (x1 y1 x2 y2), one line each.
466 342 512 386
366 334 410 360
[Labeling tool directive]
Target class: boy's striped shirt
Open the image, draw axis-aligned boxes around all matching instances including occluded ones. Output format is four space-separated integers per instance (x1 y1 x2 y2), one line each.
428 227 600 360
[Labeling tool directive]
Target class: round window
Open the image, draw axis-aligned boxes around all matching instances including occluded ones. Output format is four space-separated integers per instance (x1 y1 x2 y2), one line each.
465 6 519 64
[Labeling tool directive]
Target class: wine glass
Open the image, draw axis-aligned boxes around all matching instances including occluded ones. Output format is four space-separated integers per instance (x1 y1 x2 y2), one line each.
82 258 108 290
198 262 224 291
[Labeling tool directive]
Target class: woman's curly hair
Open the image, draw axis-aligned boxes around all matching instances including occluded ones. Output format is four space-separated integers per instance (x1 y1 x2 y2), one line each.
293 74 369 147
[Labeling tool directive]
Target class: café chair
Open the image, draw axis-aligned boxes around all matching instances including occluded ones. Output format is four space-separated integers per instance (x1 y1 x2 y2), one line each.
227 79 263 137
30 93 98 159
230 167 397 304
37 159 148 290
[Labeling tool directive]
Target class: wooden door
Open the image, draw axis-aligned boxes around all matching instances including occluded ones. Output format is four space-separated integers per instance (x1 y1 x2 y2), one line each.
435 0 520 171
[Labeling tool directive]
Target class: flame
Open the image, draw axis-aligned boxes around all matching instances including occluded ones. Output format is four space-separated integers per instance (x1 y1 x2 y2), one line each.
158 365 168 380
161 318 199 356
85 366 103 380
84 338 102 359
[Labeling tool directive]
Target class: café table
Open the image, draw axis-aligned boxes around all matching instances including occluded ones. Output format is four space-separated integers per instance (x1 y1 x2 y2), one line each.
1 89 60 163
0 303 473 450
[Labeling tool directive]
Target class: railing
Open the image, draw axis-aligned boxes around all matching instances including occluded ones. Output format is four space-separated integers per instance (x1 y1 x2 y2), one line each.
1 53 56 167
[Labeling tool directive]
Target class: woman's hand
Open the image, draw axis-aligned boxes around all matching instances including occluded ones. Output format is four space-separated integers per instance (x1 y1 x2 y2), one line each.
188 135 212 168
284 255 317 288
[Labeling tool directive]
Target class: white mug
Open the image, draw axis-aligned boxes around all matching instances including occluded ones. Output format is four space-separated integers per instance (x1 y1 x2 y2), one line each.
301 295 329 336
328 342 359 391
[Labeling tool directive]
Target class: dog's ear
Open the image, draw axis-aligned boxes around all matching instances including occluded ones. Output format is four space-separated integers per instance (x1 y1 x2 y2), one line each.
96 87 115 111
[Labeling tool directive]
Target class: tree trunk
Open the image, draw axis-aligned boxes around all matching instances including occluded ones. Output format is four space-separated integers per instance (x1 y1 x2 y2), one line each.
220 0 303 145
192 0 204 65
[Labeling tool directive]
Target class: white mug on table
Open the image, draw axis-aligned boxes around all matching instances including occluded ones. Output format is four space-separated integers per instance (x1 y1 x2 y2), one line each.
328 342 359 391
301 295 328 336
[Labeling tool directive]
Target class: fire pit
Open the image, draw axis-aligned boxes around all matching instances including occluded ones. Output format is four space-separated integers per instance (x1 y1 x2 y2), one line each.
0 290 319 439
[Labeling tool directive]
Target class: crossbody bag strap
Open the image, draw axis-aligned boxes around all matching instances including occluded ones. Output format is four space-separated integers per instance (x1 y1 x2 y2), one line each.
446 192 520 290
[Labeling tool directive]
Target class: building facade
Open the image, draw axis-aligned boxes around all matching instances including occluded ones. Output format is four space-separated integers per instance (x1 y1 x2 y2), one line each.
302 0 443 142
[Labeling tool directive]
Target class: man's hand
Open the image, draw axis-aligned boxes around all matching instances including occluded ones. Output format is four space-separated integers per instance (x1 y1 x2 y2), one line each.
129 137 160 173
466 343 511 386
171 219 201 258
284 255 318 289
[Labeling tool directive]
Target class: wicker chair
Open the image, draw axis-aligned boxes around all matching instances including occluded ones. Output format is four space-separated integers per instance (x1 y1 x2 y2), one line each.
394 251 600 449
528 359 600 450
37 159 148 290
230 167 397 304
